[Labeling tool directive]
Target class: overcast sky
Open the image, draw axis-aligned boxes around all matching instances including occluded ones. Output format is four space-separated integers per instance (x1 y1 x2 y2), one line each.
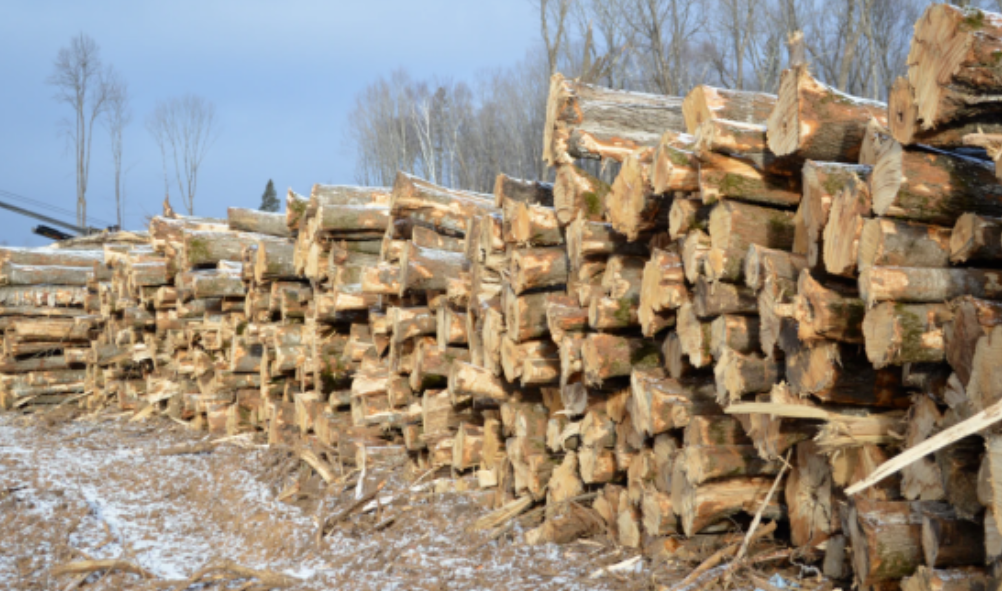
0 1 539 246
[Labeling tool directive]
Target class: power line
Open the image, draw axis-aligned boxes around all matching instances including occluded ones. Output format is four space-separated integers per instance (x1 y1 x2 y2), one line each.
0 188 116 228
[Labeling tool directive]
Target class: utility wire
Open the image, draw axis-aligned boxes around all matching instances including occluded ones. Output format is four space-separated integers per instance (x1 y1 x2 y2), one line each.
0 188 116 228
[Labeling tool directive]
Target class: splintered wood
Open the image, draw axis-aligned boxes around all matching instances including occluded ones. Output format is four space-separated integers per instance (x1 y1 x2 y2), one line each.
8 5 1002 589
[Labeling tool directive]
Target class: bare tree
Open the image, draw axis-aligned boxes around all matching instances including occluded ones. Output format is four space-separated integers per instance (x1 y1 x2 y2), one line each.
48 33 113 229
104 71 129 229
538 0 574 77
146 95 219 216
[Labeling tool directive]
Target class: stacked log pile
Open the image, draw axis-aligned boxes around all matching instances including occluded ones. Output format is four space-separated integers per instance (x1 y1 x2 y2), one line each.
6 4 1002 589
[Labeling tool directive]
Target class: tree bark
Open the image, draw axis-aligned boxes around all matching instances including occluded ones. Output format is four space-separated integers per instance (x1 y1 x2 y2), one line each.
651 134 700 195
390 172 495 236
699 152 801 208
682 85 776 133
543 73 685 166
553 164 611 226
767 65 887 162
871 140 1002 226
493 173 554 208
863 302 954 368
945 296 1002 386
581 333 661 387
227 207 291 237
908 4 1002 129
950 213 1002 263
510 247 568 294
606 149 667 240
858 218 952 271
793 271 865 344
860 266 1002 305
398 243 468 297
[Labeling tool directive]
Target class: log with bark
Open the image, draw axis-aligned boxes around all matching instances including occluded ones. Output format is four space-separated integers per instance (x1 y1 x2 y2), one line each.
950 213 1002 263
945 296 1002 387
907 4 1002 130
698 151 801 208
390 172 495 236
651 131 699 195
863 302 954 368
859 266 1002 306
543 72 685 166
767 65 887 162
553 164 612 226
683 85 776 133
228 207 291 238
870 140 1002 226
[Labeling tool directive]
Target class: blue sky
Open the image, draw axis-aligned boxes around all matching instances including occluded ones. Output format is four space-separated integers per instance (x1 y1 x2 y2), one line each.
0 1 539 246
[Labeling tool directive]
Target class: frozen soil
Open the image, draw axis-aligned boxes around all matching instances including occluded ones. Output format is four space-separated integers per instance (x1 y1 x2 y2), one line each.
0 409 666 591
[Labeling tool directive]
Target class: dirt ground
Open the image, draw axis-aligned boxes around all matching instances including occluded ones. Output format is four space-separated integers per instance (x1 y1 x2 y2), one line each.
0 408 668 591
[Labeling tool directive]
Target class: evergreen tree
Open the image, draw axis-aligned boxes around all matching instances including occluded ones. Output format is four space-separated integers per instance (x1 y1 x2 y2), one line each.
259 179 279 212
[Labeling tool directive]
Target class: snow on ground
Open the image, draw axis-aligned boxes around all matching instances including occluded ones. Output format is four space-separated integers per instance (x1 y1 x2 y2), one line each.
0 412 650 590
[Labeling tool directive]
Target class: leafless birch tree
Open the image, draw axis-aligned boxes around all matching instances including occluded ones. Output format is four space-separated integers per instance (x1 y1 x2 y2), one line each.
146 95 219 216
104 72 129 229
48 33 113 229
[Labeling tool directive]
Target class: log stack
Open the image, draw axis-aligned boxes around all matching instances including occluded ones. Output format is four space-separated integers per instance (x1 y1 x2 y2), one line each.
5 4 1002 589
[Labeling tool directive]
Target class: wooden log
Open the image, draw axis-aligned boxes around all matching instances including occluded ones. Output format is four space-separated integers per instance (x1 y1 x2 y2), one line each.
950 213 1002 264
766 64 887 162
902 567 988 591
907 4 1002 129
713 349 780 404
542 73 684 166
694 118 799 176
6 317 96 342
860 267 1002 306
967 326 1002 411
227 207 291 237
412 225 464 253
682 444 782 485
493 173 554 208
504 289 550 343
698 151 801 208
801 161 871 268
509 247 568 294
858 218 952 271
709 314 760 359
743 245 807 291
581 333 661 387
501 338 558 384
682 85 775 133
546 295 588 343
398 243 467 296
945 296 1002 386
606 149 666 240
820 171 871 278
668 198 711 240
651 134 700 196
847 499 949 586
682 230 711 284
707 200 796 282
785 440 835 549
889 76 1002 148
448 361 512 405
678 475 785 536
313 204 390 235
390 172 495 236
360 263 400 295
182 230 278 269
871 140 1002 226
503 201 562 246
922 508 985 568
565 218 648 271
553 164 610 225
785 339 907 407
793 271 865 344
0 286 88 307
588 296 641 331
639 248 687 332
0 263 93 286
863 302 954 369
693 277 757 318
677 302 713 368
902 394 946 502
